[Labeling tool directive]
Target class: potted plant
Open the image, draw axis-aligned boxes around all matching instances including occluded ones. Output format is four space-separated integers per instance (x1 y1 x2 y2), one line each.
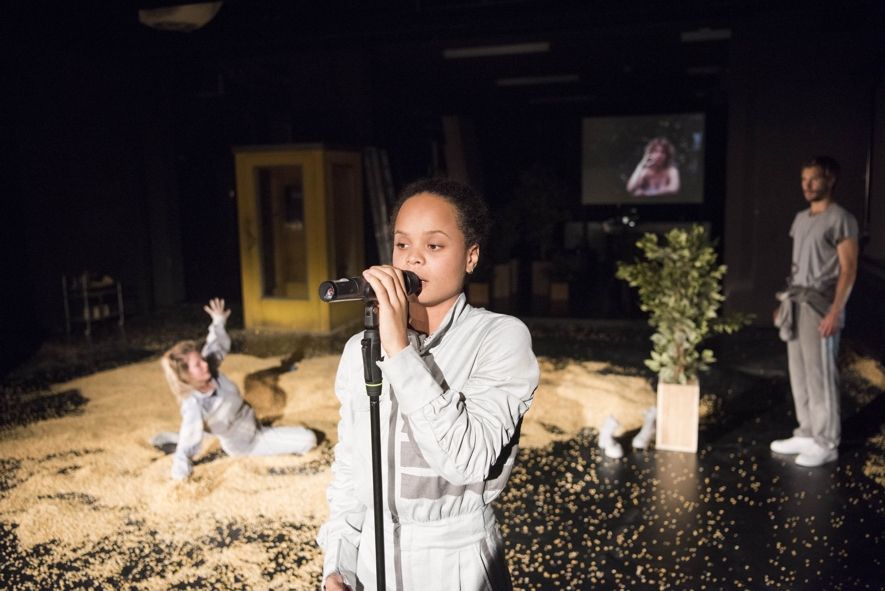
616 225 749 452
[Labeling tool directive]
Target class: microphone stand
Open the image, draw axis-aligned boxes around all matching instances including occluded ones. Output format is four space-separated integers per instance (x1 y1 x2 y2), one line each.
360 302 386 590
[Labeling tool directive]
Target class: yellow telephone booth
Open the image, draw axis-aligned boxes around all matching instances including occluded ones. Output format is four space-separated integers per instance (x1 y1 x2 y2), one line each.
233 144 365 333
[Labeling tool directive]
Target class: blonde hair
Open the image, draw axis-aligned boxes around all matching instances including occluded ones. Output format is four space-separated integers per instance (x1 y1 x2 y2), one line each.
161 340 201 404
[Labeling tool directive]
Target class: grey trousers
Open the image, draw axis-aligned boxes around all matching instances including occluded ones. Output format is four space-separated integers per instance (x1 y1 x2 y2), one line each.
786 302 841 449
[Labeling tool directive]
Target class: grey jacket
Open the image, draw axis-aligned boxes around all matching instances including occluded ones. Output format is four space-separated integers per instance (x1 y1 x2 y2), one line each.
774 285 834 342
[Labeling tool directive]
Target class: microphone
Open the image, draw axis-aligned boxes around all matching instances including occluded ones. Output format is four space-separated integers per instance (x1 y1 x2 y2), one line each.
319 270 422 303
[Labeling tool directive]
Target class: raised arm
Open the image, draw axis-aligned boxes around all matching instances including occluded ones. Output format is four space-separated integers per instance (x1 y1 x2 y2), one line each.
201 298 232 366
626 154 650 194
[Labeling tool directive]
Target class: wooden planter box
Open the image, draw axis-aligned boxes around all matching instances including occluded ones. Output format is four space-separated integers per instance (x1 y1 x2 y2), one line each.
655 381 699 453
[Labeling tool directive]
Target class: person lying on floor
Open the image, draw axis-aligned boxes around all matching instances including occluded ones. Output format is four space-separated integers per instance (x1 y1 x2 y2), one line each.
152 297 317 480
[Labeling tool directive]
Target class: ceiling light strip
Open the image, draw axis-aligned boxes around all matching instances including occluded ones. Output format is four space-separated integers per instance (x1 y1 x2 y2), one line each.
495 74 580 87
443 42 550 59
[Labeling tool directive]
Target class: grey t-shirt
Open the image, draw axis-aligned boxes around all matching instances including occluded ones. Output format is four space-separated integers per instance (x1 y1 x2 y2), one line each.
789 202 858 291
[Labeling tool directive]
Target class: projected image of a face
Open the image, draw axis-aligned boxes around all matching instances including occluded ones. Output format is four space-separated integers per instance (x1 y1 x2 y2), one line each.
581 113 705 205
626 137 680 197
645 140 671 168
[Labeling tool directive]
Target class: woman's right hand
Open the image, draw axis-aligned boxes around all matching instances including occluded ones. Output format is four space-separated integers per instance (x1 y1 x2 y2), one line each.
362 265 410 357
204 297 231 324
324 574 352 591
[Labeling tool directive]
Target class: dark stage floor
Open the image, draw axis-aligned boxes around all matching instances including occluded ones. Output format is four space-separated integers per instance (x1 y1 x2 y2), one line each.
512 320 885 590
1 308 883 590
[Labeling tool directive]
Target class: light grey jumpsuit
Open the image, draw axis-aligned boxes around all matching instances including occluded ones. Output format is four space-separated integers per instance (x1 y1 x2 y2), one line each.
316 294 539 590
158 318 316 480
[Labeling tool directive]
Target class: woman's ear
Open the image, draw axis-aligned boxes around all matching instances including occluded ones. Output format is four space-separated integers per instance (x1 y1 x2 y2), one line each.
466 244 480 274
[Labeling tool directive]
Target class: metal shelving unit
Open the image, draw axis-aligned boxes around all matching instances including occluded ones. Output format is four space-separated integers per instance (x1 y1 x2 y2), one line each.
62 273 124 337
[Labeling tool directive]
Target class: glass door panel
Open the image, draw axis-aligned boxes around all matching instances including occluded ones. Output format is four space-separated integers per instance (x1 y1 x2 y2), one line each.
256 165 308 299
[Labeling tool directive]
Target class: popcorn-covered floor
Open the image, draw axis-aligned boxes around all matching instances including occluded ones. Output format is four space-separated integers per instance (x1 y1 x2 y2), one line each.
1 311 882 590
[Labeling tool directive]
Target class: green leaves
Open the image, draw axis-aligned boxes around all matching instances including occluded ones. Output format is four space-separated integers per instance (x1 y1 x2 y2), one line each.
616 225 749 384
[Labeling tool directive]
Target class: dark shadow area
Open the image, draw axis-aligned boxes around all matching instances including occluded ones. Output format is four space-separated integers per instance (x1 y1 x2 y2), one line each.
527 318 654 370
698 371 788 445
1 342 155 395
237 330 351 360
243 350 306 426
192 448 226 468
840 369 885 445
0 389 89 430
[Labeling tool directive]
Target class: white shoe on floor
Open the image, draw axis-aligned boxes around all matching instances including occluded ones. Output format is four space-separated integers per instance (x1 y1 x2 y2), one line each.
599 415 624 458
770 436 815 455
150 432 179 448
795 443 838 467
632 406 656 449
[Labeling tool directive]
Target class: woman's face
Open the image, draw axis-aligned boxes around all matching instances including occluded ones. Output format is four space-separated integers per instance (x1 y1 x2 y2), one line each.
184 351 212 388
392 192 478 313
647 144 667 167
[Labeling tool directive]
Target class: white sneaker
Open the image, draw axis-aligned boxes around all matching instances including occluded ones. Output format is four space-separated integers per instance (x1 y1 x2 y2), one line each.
795 444 838 467
770 436 815 455
150 432 179 448
599 415 624 459
603 440 624 459
632 406 656 449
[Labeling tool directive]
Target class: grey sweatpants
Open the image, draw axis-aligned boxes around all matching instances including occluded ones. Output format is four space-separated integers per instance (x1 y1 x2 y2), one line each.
786 302 841 449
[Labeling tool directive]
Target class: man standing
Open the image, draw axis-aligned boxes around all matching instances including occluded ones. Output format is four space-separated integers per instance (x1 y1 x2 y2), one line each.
771 156 859 467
